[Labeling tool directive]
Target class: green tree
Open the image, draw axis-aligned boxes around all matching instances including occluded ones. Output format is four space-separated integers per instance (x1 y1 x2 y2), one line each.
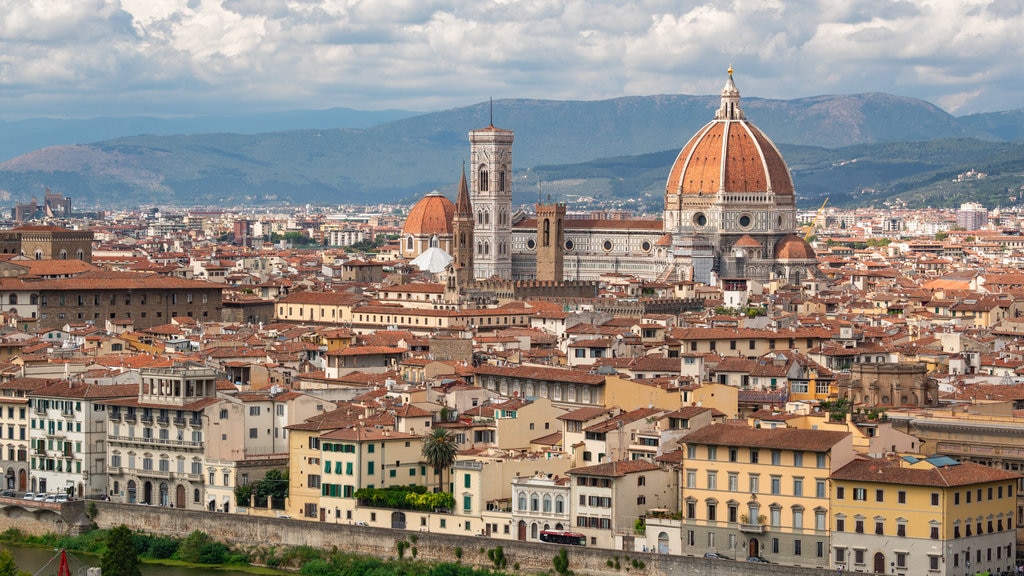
422 427 458 493
102 525 141 576
0 549 24 576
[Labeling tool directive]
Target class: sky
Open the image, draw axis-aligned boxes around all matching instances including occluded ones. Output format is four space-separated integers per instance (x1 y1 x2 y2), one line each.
0 0 1021 120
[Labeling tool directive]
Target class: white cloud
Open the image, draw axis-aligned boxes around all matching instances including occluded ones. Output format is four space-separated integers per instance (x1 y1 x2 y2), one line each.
0 0 1021 118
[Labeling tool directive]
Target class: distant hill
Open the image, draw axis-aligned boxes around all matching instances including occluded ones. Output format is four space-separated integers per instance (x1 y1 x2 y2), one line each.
0 93 1022 209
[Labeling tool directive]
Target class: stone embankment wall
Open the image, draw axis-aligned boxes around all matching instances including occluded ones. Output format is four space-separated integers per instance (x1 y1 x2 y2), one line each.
88 502 845 576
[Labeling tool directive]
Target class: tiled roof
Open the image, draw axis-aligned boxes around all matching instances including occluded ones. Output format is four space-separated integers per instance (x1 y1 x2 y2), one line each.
568 459 661 477
831 456 1021 486
682 423 850 451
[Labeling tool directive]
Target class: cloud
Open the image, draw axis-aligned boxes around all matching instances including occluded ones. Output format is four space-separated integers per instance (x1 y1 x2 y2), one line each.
0 0 1021 118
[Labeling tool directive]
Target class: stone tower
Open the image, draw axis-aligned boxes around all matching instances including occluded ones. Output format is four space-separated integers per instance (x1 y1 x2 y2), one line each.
469 122 514 279
451 166 474 283
535 202 565 282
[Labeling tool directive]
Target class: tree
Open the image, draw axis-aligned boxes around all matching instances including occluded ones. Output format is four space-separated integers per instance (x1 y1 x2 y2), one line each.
422 427 458 493
102 524 141 576
0 549 25 576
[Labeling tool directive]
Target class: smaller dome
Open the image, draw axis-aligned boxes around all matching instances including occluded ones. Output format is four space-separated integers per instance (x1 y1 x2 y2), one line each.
733 234 762 249
774 235 816 260
410 246 454 273
403 192 455 237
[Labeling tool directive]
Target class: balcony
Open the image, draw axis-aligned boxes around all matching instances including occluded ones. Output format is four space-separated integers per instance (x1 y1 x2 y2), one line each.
124 413 137 423
107 435 202 450
739 523 765 534
157 416 169 425
189 418 202 427
173 417 186 426
140 414 153 424
109 412 123 422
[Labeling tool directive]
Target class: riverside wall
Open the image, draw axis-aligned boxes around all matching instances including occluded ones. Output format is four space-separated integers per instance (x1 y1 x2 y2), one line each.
78 502 846 576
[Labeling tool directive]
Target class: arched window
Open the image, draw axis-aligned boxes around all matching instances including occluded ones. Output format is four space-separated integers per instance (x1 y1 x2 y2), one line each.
76 249 84 260
530 493 539 512
555 495 564 514
34 250 42 260
479 167 489 192
7 294 15 305
406 236 413 250
543 494 552 513
518 492 527 511
484 211 490 225
30 294 38 305
59 250 67 260
543 219 550 246
429 235 439 248
499 169 506 192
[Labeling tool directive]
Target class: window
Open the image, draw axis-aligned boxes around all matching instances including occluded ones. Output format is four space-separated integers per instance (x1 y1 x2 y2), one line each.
854 549 864 565
816 453 826 468
794 539 802 556
875 489 884 502
770 508 781 527
729 448 737 462
853 488 866 501
835 548 846 563
686 470 696 488
771 450 781 465
749 474 759 494
930 525 939 539
875 521 884 535
895 553 906 569
707 502 717 521
249 428 257 438
793 477 803 496
707 446 717 460
931 492 939 506
728 473 738 492
793 452 803 467
707 471 717 490
771 476 781 495
897 523 906 537
898 490 906 504
855 519 864 533
750 449 759 464
815 510 826 531
816 480 826 498
929 556 939 571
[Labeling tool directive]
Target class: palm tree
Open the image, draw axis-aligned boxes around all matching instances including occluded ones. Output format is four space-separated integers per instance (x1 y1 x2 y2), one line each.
422 427 458 493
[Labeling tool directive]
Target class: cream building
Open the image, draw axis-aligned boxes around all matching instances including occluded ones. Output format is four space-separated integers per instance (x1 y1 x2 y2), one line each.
831 455 1020 576
676 424 854 567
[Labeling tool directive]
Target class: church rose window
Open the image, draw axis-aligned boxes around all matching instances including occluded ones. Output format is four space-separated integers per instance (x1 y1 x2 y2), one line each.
641 241 652 252
526 239 536 250
739 214 752 228
564 240 574 251
602 240 612 251
693 213 707 226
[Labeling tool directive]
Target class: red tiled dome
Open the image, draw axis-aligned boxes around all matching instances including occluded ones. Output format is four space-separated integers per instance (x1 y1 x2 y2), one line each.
665 71 793 198
774 235 816 260
402 192 455 237
733 234 762 249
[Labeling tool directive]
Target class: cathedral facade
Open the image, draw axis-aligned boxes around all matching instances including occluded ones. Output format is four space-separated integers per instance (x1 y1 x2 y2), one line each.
406 70 816 286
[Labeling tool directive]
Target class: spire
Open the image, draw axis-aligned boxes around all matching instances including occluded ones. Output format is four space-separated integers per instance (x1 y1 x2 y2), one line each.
489 97 494 127
715 64 745 121
455 164 473 217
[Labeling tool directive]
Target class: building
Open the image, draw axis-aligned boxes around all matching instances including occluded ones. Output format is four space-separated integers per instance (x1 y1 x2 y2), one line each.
957 202 989 230
676 423 855 567
29 380 137 497
0 225 93 262
405 69 818 284
0 378 49 492
830 455 1020 576
400 192 456 261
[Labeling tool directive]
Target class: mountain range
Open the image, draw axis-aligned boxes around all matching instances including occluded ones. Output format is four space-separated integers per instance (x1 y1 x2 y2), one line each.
1 93 1023 211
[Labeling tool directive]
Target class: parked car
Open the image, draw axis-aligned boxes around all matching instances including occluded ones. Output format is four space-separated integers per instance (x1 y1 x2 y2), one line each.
704 552 731 560
34 493 48 501
21 492 34 500
55 494 69 503
0 490 15 497
43 495 57 503
746 556 770 563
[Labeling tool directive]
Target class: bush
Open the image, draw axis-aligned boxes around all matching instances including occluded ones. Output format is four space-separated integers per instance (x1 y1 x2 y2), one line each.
197 542 229 564
175 530 213 563
146 536 179 559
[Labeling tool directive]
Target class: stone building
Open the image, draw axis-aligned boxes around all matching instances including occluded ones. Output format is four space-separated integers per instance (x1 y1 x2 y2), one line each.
840 363 939 408
0 225 93 262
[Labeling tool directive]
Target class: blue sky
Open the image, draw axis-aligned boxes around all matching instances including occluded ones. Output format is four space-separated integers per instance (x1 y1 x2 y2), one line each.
0 0 1020 119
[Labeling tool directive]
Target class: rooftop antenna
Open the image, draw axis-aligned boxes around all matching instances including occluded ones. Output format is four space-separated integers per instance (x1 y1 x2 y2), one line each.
489 97 493 126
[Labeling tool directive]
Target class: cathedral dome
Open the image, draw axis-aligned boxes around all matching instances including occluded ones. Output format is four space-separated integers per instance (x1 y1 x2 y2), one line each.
403 192 456 237
733 234 762 249
665 70 794 198
774 234 816 260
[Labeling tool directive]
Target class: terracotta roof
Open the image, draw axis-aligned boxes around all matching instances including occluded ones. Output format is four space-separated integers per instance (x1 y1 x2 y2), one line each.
682 423 850 451
568 459 661 477
831 456 1021 486
402 192 455 237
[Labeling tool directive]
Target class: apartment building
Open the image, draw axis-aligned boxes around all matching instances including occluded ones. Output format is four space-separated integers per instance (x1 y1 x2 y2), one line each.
567 459 675 550
0 377 50 491
831 455 1020 576
29 381 137 496
677 423 855 567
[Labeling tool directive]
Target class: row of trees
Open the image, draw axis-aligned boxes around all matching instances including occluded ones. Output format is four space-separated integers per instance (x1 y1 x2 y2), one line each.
234 468 289 508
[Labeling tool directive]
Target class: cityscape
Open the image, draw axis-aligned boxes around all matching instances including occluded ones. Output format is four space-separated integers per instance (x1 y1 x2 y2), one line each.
0 68 1024 576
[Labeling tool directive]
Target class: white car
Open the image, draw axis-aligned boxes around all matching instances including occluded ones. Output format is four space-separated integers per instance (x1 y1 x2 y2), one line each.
33 493 47 501
55 494 69 503
42 495 57 503
22 492 34 500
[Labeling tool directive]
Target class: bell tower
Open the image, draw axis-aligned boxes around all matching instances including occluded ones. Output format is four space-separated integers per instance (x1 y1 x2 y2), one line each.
535 202 565 282
451 166 474 283
469 114 514 280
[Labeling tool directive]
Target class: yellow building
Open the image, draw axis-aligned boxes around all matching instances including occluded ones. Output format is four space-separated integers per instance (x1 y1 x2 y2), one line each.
830 455 1020 576
676 423 854 567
